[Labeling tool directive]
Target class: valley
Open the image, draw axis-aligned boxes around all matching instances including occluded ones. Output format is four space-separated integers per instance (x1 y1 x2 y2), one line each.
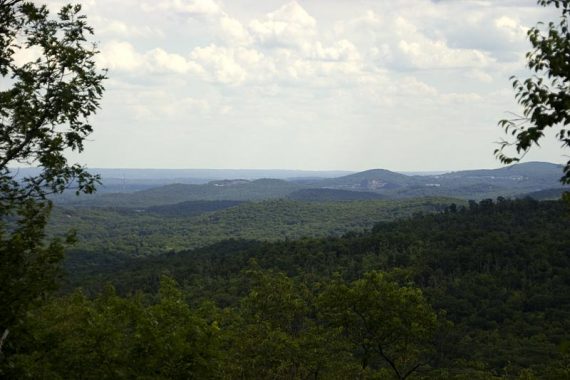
49 161 564 258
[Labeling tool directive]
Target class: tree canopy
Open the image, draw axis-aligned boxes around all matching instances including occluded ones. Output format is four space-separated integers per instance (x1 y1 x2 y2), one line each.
496 0 570 183
0 0 105 355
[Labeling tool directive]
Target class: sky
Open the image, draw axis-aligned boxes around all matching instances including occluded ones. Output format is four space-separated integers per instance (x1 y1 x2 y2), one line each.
42 0 566 171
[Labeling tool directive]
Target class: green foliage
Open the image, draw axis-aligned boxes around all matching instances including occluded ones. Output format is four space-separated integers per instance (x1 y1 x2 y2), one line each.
318 272 439 379
222 270 328 379
65 198 570 377
496 0 570 183
67 179 305 208
0 1 106 202
3 276 220 379
2 199 569 378
0 201 67 349
3 268 444 379
50 198 455 256
0 0 105 357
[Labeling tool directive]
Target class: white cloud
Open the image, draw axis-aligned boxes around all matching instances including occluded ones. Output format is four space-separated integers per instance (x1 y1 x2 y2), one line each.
141 0 221 17
190 45 251 85
440 92 483 104
69 0 566 170
397 38 493 69
12 44 43 67
147 49 204 75
467 69 494 83
313 40 361 62
397 76 438 97
219 15 252 45
387 16 495 69
97 41 143 71
494 16 527 41
249 2 317 49
131 93 211 121
97 42 204 76
96 19 165 39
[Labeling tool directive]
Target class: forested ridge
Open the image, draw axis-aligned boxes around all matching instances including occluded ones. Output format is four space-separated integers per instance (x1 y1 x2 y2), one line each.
3 198 567 379
49 198 455 255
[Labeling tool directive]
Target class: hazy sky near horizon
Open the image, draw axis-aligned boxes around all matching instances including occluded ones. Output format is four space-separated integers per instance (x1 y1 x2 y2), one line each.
43 0 565 171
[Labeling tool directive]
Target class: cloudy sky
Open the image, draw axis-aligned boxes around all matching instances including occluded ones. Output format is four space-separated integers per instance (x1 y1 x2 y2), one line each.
47 0 564 171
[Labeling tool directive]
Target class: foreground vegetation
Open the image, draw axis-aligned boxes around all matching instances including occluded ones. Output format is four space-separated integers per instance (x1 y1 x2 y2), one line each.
2 198 568 379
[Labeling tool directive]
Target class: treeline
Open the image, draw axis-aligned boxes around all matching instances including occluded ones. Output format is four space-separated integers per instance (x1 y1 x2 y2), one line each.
4 272 449 379
2 198 569 378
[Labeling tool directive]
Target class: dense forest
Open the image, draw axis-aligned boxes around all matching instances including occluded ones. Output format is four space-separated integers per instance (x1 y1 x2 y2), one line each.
48 198 455 255
2 198 569 379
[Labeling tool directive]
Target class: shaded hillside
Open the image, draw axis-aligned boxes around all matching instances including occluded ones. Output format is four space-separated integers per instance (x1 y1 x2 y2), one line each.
442 161 563 180
435 162 564 190
312 168 420 191
66 199 570 377
287 188 385 201
146 200 244 217
63 178 305 208
391 183 509 200
310 162 567 199
520 188 568 200
54 162 568 208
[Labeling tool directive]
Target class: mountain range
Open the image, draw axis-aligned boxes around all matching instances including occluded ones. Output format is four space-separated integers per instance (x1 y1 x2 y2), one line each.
56 161 567 208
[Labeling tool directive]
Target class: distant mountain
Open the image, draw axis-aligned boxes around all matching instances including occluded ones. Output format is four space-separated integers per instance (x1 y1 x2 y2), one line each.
311 169 420 191
518 188 567 200
64 178 305 208
385 183 509 200
442 161 562 179
305 162 566 199
55 161 568 207
429 162 565 196
12 167 353 191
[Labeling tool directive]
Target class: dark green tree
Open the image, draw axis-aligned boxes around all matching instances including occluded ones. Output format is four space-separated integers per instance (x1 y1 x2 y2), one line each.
496 0 570 183
0 0 105 355
318 272 440 380
223 270 322 379
3 276 221 379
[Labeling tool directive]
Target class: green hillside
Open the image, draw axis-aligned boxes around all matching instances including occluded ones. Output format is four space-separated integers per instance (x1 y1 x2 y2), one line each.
146 200 244 217
50 198 457 256
306 162 567 199
54 162 567 209
521 188 568 200
287 188 386 201
63 178 305 208
312 168 420 190
442 161 563 180
61 199 570 378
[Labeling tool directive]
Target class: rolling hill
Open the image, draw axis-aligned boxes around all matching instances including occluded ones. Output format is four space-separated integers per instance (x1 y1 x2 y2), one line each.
54 161 568 209
62 178 305 208
308 162 567 199
287 188 386 201
311 168 420 190
50 197 457 256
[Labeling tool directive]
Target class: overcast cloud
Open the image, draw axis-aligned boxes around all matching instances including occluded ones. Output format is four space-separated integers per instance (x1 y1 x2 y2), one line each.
45 0 565 171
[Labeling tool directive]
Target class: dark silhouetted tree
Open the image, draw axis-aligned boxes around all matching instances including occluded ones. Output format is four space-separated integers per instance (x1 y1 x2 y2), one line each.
0 0 105 355
496 0 570 183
